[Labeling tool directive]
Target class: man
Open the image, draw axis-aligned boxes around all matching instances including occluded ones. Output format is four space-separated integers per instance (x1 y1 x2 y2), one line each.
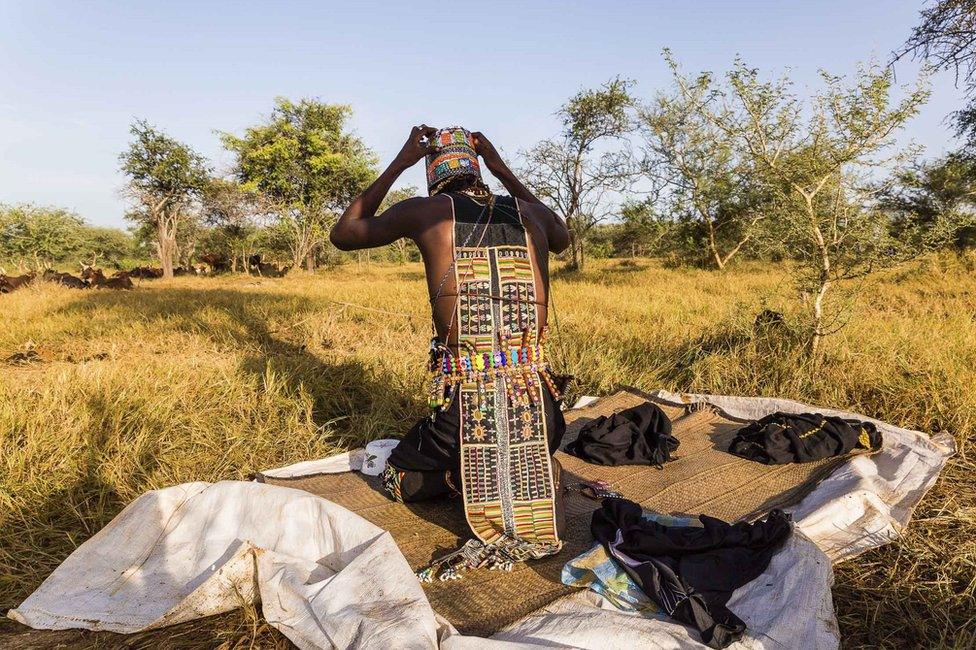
331 125 570 578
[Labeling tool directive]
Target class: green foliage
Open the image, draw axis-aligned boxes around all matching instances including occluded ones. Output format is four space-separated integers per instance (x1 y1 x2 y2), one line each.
718 60 932 350
78 225 136 266
198 178 265 270
221 99 375 212
0 204 84 264
562 77 634 150
221 98 377 268
120 120 210 210
879 152 976 250
119 121 211 277
520 79 637 270
638 51 775 269
0 204 136 268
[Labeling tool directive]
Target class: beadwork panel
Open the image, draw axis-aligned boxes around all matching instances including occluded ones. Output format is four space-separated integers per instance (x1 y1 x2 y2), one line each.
452 196 560 546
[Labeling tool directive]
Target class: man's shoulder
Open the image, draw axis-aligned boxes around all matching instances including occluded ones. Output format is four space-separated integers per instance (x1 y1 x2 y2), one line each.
393 194 446 209
511 197 554 223
390 194 451 218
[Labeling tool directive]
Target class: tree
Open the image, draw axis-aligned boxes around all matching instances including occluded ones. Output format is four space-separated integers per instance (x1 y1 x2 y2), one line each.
898 1 976 151
221 98 377 271
77 225 135 267
519 79 636 270
638 52 771 269
717 61 931 355
119 120 210 278
879 152 976 250
200 177 264 272
379 186 418 264
0 204 85 266
615 199 672 257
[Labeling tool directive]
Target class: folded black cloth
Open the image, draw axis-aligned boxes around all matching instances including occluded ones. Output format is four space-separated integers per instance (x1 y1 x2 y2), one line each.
591 498 792 649
566 401 678 467
729 412 882 465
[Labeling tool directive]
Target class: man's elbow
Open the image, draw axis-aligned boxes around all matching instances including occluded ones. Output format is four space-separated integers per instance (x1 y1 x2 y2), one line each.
550 215 571 253
329 225 357 251
551 234 570 254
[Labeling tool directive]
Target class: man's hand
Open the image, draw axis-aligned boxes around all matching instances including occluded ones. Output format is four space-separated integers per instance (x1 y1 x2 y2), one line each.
471 131 501 167
395 124 438 167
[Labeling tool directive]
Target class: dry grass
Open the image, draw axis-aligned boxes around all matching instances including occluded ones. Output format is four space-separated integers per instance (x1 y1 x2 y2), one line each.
0 258 973 648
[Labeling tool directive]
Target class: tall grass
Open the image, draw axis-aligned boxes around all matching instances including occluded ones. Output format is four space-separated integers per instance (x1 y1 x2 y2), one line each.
0 258 972 648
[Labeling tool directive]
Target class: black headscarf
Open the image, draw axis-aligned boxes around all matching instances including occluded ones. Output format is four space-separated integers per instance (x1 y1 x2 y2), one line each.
566 401 678 467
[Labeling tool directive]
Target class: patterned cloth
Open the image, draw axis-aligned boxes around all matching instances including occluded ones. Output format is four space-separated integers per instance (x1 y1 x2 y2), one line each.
449 193 561 547
416 192 562 581
562 513 701 614
426 127 482 195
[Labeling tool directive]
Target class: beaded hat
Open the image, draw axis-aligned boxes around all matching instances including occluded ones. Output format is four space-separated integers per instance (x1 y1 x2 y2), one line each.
426 127 482 195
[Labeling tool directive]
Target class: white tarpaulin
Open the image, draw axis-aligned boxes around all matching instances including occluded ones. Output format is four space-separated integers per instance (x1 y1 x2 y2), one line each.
9 392 954 649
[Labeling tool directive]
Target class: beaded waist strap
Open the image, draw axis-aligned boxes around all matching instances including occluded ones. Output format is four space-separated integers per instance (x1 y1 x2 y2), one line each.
428 343 560 410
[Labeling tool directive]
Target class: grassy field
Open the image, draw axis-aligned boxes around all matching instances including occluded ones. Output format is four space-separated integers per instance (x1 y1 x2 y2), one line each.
0 258 973 648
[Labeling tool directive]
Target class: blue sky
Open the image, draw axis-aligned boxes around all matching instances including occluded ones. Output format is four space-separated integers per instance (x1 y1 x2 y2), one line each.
0 1 964 228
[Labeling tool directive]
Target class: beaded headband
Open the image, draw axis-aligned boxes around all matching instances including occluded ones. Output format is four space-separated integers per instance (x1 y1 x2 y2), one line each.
426 127 482 195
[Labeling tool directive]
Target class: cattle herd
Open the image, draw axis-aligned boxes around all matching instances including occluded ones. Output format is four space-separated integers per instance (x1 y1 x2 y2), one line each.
0 255 290 295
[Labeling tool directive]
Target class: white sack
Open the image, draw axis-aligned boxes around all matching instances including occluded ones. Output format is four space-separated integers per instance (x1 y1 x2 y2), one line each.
9 481 441 649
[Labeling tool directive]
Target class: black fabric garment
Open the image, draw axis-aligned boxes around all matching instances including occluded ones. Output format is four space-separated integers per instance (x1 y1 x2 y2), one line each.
384 466 458 503
566 401 678 467
591 498 792 649
387 381 566 475
728 411 882 465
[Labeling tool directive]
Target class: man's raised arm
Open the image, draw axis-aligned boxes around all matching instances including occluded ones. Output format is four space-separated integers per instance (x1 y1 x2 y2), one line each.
330 125 436 251
472 132 570 254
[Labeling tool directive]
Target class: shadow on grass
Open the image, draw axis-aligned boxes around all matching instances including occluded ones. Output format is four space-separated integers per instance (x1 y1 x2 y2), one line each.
655 313 809 390
51 286 424 444
4 286 429 648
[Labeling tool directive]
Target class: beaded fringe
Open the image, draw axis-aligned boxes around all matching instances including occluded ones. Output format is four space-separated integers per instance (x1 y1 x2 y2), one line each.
416 534 563 583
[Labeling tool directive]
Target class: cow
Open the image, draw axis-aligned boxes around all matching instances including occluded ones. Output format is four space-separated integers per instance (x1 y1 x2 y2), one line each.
125 266 164 279
42 268 88 289
81 266 134 290
199 253 231 273
0 272 36 293
247 254 291 278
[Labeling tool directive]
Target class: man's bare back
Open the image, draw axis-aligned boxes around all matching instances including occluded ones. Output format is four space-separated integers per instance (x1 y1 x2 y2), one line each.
331 126 569 345
333 127 571 546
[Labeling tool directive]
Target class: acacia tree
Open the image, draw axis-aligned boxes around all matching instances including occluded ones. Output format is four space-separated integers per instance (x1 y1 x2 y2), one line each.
221 98 376 271
879 152 976 250
615 199 671 257
898 0 976 150
200 177 266 272
639 52 771 269
717 62 930 354
0 205 135 269
0 204 85 267
520 79 636 270
120 121 209 278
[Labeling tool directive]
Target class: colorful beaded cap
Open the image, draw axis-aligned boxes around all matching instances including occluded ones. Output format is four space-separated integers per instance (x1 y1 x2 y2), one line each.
426 127 482 195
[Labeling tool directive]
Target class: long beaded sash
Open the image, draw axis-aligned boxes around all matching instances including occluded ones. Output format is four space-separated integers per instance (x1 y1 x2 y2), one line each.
420 193 563 580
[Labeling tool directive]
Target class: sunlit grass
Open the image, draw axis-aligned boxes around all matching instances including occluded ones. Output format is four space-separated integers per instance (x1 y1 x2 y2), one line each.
0 257 973 647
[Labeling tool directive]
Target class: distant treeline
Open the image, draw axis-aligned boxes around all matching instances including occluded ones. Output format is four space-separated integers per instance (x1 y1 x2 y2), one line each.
0 204 139 270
